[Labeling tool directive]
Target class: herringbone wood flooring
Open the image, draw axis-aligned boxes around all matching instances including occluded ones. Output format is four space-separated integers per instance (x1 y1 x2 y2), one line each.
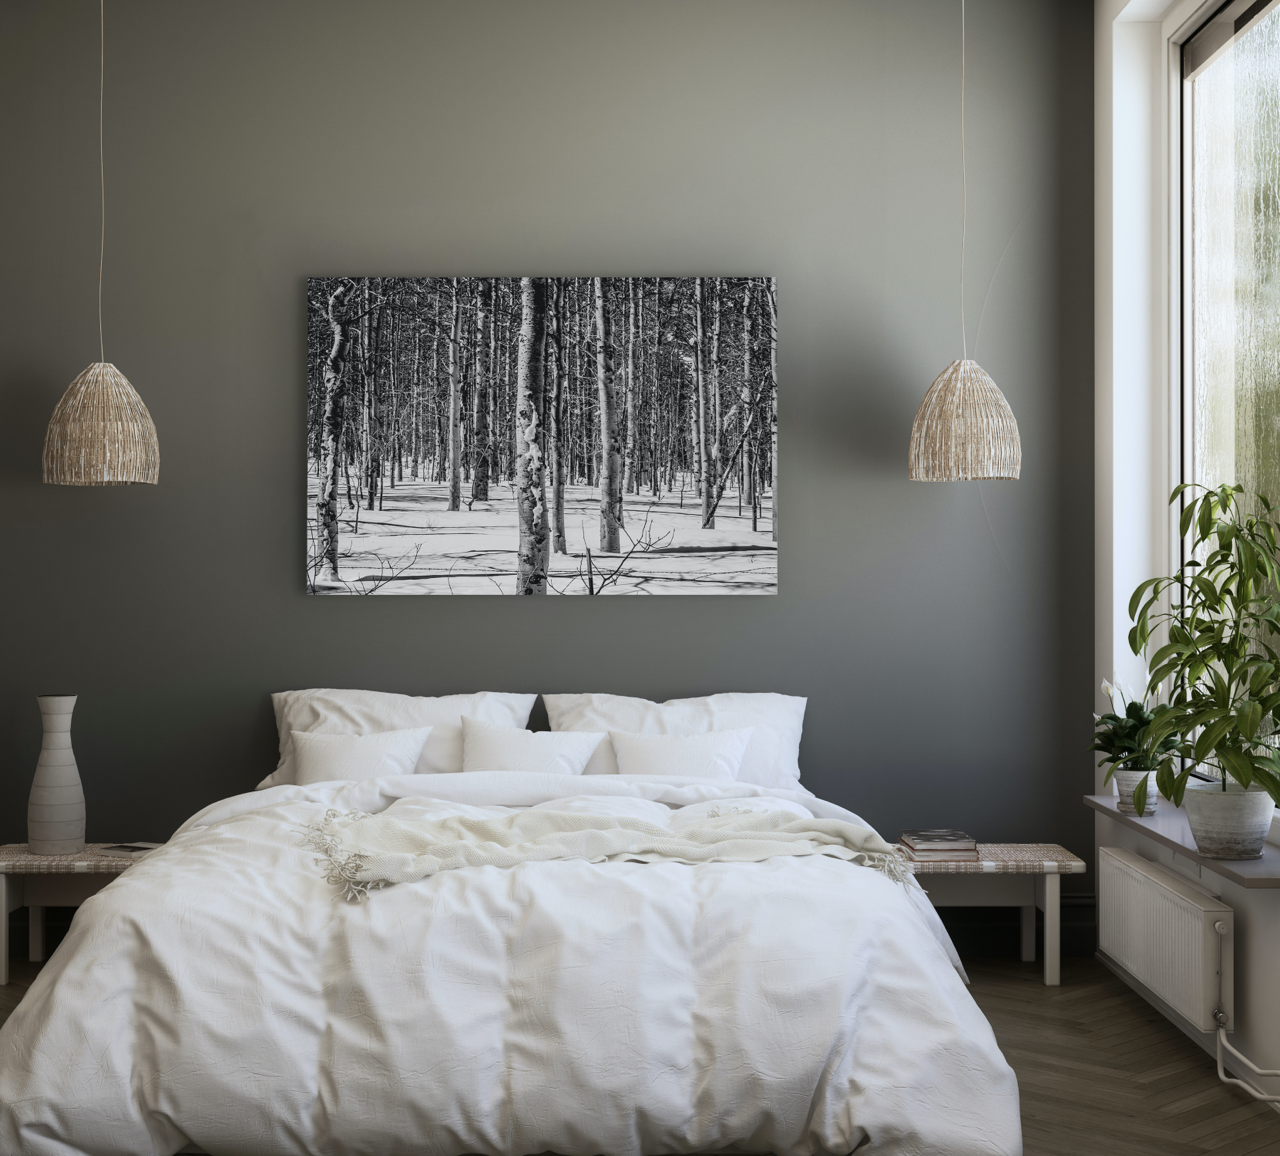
0 957 41 1026
4 953 1280 1153
969 957 1280 1156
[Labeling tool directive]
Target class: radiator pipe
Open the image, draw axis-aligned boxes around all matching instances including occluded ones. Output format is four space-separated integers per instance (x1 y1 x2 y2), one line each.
1213 921 1280 1103
1216 1031 1280 1102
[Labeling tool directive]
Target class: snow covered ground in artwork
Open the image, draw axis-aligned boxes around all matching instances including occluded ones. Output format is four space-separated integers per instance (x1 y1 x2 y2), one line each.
307 478 776 595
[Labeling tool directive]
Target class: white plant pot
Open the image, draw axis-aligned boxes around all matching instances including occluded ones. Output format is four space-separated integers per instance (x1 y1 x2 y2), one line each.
27 694 85 856
1113 769 1160 816
1181 781 1274 860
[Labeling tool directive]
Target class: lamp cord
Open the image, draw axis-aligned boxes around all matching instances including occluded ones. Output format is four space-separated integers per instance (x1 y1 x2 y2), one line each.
978 481 1015 578
98 0 105 365
973 210 1028 363
960 0 967 362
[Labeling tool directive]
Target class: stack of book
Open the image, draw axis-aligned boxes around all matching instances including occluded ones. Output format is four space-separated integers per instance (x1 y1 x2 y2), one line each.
898 829 978 862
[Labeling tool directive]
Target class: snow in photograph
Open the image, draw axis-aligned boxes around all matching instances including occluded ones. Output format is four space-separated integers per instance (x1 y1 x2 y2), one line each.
307 277 778 595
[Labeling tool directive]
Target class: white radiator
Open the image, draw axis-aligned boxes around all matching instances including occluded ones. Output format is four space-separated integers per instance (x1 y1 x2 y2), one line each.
1098 847 1234 1032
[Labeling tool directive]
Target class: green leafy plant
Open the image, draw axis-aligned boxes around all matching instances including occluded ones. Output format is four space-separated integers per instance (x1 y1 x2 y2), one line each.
1089 679 1181 816
1129 483 1280 807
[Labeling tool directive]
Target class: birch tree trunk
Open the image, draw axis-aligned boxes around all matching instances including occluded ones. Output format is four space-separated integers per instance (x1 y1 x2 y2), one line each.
486 283 496 493
536 298 552 575
447 278 462 511
695 278 711 527
461 309 472 485
318 283 352 583
360 313 371 503
768 276 778 543
651 279 661 497
388 307 398 490
741 279 754 516
635 281 646 490
623 278 638 495
374 294 386 511
363 281 379 512
411 325 421 480
706 277 721 528
548 280 568 554
515 278 549 594
472 279 493 501
504 290 516 483
595 277 622 552
429 323 441 483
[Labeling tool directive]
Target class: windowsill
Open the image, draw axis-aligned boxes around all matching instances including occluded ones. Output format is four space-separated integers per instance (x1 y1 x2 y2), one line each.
1085 795 1280 888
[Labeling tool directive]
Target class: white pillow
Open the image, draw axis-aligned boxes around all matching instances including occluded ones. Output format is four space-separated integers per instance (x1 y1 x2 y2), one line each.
543 693 807 790
462 716 604 777
260 689 537 789
609 728 753 782
293 727 433 786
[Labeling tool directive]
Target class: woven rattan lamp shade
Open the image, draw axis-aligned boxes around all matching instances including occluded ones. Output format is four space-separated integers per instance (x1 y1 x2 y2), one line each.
908 359 1020 481
43 362 159 485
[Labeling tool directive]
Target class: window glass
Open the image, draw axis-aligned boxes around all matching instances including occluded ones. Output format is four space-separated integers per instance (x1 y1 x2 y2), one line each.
1187 3 1280 501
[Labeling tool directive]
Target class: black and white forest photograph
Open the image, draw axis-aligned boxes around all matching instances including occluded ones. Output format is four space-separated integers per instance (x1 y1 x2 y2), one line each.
307 277 778 595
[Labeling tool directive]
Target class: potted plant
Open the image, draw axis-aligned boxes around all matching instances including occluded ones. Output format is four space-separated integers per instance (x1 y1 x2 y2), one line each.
1129 483 1280 858
1090 680 1180 816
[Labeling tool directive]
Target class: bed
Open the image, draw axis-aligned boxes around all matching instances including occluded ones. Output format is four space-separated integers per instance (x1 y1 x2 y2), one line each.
0 692 1022 1156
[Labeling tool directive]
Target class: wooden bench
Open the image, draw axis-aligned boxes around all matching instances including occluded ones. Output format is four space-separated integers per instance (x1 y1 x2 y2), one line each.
909 844 1087 985
1 845 133 985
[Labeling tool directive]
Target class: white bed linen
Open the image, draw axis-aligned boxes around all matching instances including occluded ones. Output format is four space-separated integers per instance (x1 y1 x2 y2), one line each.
292 725 433 785
544 692 806 789
460 716 603 775
262 689 537 787
0 774 1020 1156
609 727 753 780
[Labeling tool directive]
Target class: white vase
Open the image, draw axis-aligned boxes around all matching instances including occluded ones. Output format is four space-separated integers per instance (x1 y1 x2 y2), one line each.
1113 769 1160 816
27 695 86 856
1181 781 1274 860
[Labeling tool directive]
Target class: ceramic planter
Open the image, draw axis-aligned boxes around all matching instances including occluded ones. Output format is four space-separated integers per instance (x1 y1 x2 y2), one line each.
1181 781 1274 859
1113 769 1160 816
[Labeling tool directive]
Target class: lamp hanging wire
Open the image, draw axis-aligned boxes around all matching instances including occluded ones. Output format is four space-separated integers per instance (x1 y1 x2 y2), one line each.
44 0 159 486
97 0 104 363
908 0 1020 482
960 0 967 360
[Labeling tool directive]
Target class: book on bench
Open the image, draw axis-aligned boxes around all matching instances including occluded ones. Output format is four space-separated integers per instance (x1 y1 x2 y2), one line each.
898 844 980 862
900 829 976 850
99 842 162 860
899 830 978 861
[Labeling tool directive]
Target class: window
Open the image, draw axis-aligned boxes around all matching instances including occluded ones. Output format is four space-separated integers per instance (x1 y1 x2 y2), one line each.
1183 0 1280 501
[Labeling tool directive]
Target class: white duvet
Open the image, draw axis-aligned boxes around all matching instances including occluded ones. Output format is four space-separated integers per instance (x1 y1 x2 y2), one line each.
0 773 1021 1156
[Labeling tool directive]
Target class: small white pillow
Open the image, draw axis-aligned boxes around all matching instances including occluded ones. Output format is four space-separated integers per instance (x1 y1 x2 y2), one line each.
293 727 433 786
462 717 604 777
609 727 754 781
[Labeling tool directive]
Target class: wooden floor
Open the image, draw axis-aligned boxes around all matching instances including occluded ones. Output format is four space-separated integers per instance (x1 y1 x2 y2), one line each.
970 957 1280 1156
0 957 42 1027
3 953 1280 1153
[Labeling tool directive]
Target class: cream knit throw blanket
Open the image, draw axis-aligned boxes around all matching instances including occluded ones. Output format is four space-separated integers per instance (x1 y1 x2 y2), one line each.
304 807 910 901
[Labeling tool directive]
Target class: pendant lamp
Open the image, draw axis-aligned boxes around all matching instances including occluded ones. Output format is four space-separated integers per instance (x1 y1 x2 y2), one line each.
908 0 1019 482
43 0 158 487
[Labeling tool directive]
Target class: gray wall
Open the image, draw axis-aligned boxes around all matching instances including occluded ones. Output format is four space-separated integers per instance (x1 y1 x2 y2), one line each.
0 1 1094 879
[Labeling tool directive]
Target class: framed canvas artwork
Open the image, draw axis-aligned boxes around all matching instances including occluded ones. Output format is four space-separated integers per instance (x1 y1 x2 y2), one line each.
307 277 777 595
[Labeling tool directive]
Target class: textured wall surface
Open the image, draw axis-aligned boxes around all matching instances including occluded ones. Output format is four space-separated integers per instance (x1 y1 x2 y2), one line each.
0 1 1093 875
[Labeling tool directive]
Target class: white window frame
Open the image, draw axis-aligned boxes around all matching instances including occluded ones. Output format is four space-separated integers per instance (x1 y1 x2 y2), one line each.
1096 0 1280 839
